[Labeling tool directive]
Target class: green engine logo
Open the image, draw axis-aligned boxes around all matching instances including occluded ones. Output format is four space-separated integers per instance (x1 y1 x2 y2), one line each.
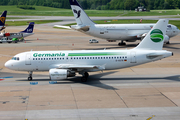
150 29 164 43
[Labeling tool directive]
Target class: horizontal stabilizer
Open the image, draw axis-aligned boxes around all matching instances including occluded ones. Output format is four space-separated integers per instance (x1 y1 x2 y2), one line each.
146 53 163 59
71 25 90 32
54 25 71 29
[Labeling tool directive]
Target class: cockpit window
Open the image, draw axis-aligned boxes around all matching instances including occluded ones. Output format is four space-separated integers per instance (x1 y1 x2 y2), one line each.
11 57 20 61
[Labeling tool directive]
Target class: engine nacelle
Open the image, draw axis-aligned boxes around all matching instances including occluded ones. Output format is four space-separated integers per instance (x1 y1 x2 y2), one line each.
164 35 170 43
49 69 75 81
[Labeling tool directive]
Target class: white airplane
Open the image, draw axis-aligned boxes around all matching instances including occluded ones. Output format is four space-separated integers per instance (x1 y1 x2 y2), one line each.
5 19 173 82
55 0 180 45
0 11 7 31
0 22 35 40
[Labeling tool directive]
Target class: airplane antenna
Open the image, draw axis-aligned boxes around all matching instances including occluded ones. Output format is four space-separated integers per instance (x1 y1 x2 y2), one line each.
104 48 106 50
31 49 33 51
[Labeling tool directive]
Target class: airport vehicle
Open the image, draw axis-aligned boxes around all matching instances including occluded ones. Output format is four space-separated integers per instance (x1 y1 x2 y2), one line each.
0 22 35 40
89 39 98 43
55 0 179 45
5 19 173 82
0 37 12 43
0 11 7 31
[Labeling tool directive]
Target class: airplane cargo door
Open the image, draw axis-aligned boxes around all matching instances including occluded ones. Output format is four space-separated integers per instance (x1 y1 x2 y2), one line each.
130 51 136 63
25 53 31 65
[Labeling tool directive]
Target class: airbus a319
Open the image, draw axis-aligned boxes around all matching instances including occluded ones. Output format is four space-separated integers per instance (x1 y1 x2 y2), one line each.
5 19 173 82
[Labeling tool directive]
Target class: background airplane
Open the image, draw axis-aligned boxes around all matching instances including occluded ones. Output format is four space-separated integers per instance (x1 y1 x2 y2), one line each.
5 19 172 82
0 22 35 41
55 0 180 45
0 11 7 31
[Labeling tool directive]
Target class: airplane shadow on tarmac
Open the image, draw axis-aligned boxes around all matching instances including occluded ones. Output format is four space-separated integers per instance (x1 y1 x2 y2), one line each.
14 71 180 90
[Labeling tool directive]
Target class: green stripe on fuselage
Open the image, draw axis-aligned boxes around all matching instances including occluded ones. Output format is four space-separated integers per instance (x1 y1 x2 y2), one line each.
68 52 127 56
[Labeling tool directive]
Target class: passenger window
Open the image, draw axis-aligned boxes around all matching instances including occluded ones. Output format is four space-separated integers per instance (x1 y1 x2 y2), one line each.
38 58 40 60
41 58 43 60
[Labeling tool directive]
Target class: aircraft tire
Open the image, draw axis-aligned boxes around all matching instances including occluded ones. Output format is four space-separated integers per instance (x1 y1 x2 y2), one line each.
166 41 170 44
28 77 32 81
84 72 89 78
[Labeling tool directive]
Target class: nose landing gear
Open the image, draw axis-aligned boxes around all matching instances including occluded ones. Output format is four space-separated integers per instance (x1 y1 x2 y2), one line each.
28 71 33 81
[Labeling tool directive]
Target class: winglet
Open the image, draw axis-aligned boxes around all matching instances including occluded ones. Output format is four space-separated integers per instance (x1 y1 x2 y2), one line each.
20 22 34 33
134 19 169 50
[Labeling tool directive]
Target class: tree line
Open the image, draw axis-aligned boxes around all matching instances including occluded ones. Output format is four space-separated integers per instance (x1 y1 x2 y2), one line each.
0 0 180 10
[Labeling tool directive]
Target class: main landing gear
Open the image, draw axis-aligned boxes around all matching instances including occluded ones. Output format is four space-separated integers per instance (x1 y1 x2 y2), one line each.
118 41 126 46
28 71 33 81
81 72 89 82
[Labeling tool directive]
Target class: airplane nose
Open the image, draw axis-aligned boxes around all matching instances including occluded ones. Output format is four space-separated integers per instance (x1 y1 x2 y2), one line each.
5 61 11 69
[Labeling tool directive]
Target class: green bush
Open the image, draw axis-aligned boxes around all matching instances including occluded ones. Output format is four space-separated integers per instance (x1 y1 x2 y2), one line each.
17 5 35 10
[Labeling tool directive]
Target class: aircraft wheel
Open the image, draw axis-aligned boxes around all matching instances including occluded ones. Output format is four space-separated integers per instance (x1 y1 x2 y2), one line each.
166 41 170 44
28 77 32 81
118 42 126 46
84 72 89 78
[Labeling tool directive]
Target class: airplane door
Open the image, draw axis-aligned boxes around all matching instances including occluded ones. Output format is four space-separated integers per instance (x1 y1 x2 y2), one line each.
100 28 104 34
130 52 136 63
25 53 31 65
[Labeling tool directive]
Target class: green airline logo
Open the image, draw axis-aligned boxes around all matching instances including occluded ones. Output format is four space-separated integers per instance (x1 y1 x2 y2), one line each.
150 29 164 43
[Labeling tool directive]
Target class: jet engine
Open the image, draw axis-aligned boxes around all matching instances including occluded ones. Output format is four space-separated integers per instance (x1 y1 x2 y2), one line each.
164 35 170 44
49 69 76 80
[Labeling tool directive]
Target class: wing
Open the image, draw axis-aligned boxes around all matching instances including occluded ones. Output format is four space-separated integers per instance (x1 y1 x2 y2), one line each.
54 25 71 29
49 64 106 71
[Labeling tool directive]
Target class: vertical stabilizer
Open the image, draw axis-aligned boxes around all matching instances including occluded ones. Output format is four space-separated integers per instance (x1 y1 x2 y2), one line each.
0 11 7 31
20 22 34 33
135 19 168 50
69 0 95 25
0 11 7 26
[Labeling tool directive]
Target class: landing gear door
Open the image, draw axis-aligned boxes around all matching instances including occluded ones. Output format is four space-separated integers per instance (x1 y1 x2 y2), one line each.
130 51 136 63
25 53 31 65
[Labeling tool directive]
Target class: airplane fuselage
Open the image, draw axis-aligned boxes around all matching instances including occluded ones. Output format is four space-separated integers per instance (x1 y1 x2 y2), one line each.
72 23 179 42
5 50 172 72
7 33 34 39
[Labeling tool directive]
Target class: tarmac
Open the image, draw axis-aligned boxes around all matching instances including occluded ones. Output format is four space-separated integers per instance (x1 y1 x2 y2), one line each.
0 24 180 120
